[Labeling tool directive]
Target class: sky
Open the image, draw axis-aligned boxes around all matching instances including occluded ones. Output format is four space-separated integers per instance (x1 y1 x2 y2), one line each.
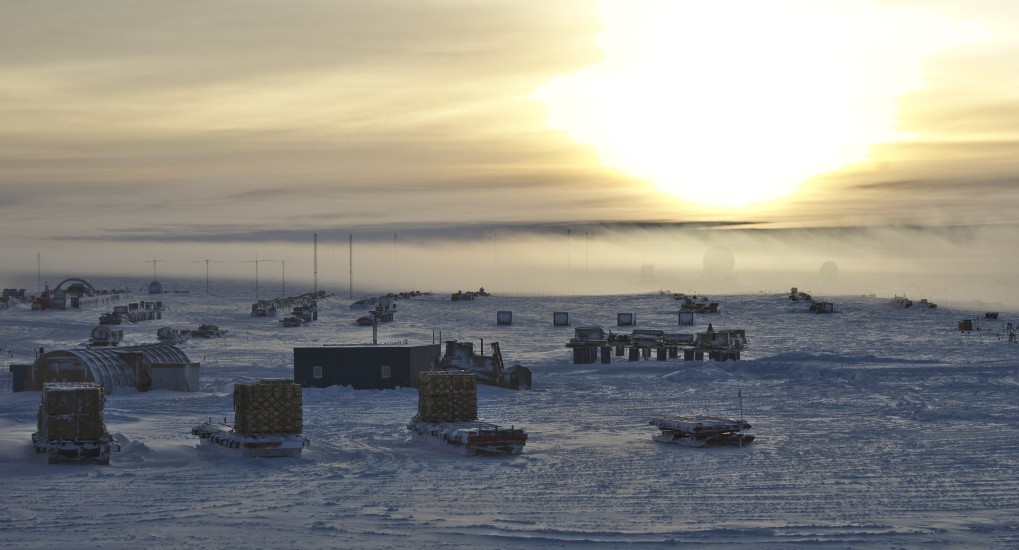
2 0 1019 303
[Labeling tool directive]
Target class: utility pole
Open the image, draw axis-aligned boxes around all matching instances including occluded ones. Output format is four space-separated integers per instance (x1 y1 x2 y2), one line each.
240 256 278 301
278 259 289 297
191 259 222 295
145 259 165 280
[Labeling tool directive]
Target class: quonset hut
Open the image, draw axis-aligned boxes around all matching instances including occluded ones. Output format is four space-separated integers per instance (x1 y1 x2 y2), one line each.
24 344 200 393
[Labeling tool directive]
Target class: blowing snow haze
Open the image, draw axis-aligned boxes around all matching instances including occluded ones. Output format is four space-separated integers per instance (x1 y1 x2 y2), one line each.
3 223 1018 310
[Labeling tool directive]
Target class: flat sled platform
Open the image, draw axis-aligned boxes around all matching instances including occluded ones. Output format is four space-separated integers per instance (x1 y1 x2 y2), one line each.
192 422 309 458
32 432 120 465
650 415 754 447
407 418 527 456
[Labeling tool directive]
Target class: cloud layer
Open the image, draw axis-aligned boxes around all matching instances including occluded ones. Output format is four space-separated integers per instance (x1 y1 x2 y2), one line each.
2 1 1019 302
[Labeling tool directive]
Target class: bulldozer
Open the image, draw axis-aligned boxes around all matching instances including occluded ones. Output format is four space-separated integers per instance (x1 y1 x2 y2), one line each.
438 340 531 390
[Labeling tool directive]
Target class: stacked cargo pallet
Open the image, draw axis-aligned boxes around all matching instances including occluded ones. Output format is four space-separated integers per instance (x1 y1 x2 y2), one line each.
408 371 526 455
417 371 477 421
37 382 108 441
233 379 303 435
33 382 118 464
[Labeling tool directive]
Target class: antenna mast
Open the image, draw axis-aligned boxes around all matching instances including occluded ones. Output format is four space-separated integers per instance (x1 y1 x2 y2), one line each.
191 259 222 295
240 255 278 301
145 259 165 280
278 259 289 297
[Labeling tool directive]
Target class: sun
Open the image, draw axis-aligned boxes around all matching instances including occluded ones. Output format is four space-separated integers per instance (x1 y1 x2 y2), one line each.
533 0 985 207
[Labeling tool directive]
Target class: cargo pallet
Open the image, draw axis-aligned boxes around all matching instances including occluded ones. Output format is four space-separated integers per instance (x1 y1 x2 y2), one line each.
407 418 527 456
31 432 120 465
192 421 309 458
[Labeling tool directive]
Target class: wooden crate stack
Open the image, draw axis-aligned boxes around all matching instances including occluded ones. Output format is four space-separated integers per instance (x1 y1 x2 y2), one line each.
37 383 108 441
417 371 477 421
233 379 303 435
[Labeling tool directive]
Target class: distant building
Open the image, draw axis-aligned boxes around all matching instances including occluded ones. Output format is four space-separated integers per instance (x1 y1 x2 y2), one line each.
31 277 130 310
293 344 441 389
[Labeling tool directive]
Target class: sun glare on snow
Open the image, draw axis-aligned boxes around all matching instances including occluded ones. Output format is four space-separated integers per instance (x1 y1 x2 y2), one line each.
532 0 985 208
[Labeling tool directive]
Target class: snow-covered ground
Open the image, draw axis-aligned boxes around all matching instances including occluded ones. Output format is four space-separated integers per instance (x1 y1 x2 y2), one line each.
2 282 1018 549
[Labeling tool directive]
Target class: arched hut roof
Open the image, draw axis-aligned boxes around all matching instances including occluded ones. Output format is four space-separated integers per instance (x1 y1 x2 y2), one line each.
36 344 191 389
53 277 97 295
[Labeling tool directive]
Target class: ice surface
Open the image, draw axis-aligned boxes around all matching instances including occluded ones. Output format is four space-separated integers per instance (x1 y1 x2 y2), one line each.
1 284 1018 548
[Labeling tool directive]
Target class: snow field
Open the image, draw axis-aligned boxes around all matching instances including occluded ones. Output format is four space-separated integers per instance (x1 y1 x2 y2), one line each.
1 284 1018 548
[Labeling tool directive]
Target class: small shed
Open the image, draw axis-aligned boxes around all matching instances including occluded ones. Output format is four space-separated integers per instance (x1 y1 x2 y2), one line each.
8 363 33 392
293 344 441 389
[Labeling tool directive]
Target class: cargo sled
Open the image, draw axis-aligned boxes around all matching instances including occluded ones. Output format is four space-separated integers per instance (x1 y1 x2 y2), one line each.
191 421 309 458
409 371 527 456
32 383 120 464
406 419 526 456
192 379 307 457
32 432 120 464
649 416 754 447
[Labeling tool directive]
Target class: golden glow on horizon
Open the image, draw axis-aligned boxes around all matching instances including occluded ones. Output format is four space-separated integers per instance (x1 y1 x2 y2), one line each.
533 0 986 208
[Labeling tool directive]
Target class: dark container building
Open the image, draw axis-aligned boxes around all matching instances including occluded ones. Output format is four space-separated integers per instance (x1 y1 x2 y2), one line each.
293 344 441 389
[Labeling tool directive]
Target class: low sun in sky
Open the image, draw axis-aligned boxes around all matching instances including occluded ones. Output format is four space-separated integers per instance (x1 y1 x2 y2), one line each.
533 0 986 208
